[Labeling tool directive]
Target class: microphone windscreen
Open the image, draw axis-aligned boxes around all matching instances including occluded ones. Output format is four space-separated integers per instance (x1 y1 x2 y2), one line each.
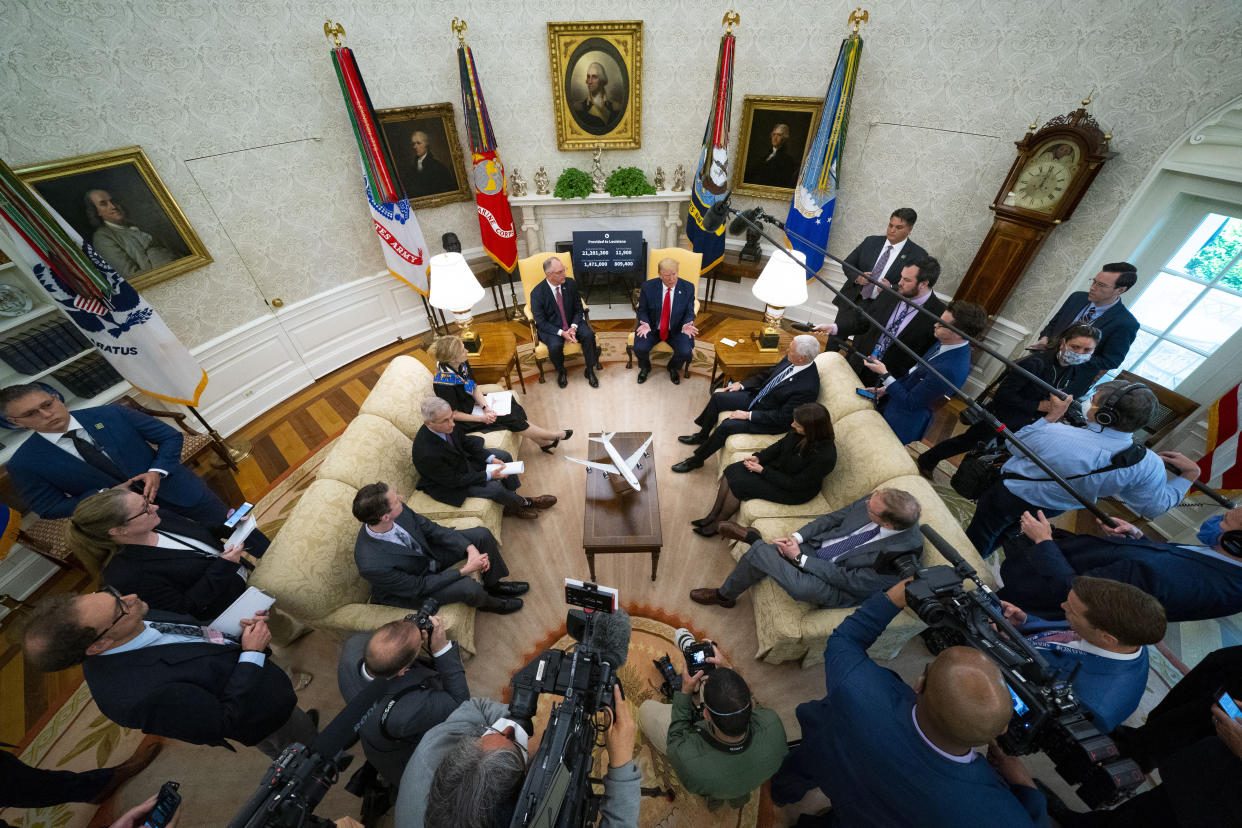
590 607 632 669
703 197 731 233
728 207 762 235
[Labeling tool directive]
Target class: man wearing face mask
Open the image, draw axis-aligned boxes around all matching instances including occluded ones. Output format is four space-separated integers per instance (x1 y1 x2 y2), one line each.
998 507 1242 623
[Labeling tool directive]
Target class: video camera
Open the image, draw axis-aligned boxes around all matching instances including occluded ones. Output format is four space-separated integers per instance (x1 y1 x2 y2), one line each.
507 579 631 828
878 526 1145 808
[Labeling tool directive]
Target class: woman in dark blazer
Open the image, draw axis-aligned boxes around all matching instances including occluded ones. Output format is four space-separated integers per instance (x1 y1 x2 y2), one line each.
69 488 252 622
691 402 837 537
430 335 572 453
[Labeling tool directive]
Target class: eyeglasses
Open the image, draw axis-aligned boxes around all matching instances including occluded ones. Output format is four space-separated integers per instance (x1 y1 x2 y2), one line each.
482 725 528 763
122 501 155 523
1088 279 1118 289
91 585 129 644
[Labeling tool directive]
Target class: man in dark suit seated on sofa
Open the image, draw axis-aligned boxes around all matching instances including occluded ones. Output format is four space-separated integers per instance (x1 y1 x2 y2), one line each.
998 508 1242 623
412 397 557 520
690 489 923 609
672 335 821 473
352 481 525 615
633 256 699 385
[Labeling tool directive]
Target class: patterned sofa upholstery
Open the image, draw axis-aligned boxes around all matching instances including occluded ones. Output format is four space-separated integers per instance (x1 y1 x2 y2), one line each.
711 352 992 667
251 355 521 655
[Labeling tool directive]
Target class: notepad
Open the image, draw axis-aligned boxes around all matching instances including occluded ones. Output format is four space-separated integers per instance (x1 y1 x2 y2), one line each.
210 587 276 638
500 461 524 475
226 515 257 548
720 337 738 347
472 390 513 417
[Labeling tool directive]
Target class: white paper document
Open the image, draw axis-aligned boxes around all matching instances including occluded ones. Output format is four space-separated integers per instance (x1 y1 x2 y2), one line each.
226 515 257 548
501 461 525 475
472 391 513 417
210 587 276 637
720 337 737 347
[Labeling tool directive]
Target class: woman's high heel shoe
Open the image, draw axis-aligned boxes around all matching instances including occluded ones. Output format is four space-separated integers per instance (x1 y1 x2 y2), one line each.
540 428 573 454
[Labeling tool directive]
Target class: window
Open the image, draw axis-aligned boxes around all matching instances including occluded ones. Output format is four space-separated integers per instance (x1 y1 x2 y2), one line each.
1123 213 1242 390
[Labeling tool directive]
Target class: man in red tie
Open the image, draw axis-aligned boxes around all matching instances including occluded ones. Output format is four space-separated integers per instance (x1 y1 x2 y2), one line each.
529 257 600 388
633 257 699 385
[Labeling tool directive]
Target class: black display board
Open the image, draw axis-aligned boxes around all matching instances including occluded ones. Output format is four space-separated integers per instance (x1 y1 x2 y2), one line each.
571 230 643 273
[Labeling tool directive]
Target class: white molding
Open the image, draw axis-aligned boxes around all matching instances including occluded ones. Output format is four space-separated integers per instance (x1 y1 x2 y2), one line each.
0 545 60 601
511 190 689 254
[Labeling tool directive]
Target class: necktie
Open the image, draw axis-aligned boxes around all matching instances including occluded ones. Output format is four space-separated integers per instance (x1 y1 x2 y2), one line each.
874 304 916 358
862 244 892 301
814 524 882 562
1080 305 1097 324
149 620 240 644
748 364 794 410
1028 629 1081 646
554 286 569 330
658 286 672 341
67 429 125 481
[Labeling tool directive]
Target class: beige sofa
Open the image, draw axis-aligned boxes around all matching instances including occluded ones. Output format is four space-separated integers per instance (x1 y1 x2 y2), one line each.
250 355 521 655
713 352 992 667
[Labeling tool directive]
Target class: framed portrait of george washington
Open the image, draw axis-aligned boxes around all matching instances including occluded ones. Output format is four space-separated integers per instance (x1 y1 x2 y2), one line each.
733 95 824 200
17 146 211 290
377 102 471 210
547 20 643 151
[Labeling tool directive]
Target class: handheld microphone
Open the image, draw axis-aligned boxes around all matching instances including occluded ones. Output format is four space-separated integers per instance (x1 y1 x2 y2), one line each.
728 206 764 235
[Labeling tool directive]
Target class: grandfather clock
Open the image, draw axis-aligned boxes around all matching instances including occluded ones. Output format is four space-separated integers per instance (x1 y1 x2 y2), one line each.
954 98 1116 315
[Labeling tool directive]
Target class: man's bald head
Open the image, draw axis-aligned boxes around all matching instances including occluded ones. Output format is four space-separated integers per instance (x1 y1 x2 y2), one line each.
364 619 421 678
919 646 1012 746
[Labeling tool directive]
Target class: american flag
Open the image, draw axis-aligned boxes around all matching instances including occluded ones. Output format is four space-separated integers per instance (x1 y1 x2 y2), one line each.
1198 382 1242 490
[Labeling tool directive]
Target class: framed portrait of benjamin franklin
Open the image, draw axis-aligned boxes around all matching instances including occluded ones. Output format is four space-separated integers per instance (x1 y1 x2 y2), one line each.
17 146 211 290
547 20 643 151
733 95 824 200
377 102 471 211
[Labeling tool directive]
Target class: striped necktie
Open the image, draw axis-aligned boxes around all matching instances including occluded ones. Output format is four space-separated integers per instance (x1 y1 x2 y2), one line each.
149 621 239 644
748 365 794 410
814 525 882 562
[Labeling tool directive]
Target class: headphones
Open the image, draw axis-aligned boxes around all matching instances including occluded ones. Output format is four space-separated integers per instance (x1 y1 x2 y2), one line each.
1093 382 1148 427
0 382 64 430
1223 530 1242 558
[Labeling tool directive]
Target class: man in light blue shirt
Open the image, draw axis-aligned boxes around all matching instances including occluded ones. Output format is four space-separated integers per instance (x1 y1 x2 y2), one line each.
964 380 1200 557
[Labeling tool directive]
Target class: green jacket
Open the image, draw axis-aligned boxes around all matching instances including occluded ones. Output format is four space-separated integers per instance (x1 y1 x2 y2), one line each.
666 691 788 809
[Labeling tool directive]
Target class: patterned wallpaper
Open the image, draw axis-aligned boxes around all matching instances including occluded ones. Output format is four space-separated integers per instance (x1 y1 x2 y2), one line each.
1 0 1239 346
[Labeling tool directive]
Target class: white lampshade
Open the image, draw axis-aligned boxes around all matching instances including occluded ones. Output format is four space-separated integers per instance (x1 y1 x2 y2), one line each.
428 252 486 311
751 250 809 308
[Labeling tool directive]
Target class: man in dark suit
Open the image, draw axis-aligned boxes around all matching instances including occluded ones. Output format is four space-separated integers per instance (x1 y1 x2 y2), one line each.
818 208 927 334
413 397 556 519
691 489 923 608
1 384 232 526
633 256 699 384
745 123 799 189
22 588 316 755
862 301 987 445
836 257 947 382
337 613 471 789
672 335 821 473
998 508 1242 623
351 480 525 613
528 257 599 388
1033 262 1140 375
399 131 456 198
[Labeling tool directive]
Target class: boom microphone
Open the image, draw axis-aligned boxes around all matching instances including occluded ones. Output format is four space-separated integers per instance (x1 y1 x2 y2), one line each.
729 206 764 235
568 606 631 669
703 195 731 232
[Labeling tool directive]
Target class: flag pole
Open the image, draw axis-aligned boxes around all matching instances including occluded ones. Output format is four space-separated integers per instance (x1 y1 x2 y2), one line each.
187 407 251 471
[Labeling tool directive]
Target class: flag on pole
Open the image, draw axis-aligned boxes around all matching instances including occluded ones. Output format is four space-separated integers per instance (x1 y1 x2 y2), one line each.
685 23 737 274
456 36 518 272
1198 382 1242 490
364 168 429 294
785 28 863 277
331 45 402 206
0 158 208 405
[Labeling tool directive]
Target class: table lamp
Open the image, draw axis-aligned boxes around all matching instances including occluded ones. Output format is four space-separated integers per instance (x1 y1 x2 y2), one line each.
429 252 487 353
751 250 809 351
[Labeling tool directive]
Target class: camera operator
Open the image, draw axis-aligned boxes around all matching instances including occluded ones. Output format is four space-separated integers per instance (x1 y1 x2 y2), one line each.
638 643 787 810
769 579 1050 826
335 612 469 791
395 685 640 828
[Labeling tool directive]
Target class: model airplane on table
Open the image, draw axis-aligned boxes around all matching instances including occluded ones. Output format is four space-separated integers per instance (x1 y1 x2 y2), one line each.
566 432 654 492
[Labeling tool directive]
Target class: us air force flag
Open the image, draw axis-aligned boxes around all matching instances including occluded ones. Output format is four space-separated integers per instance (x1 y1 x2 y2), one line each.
365 168 428 294
685 26 737 274
785 31 863 277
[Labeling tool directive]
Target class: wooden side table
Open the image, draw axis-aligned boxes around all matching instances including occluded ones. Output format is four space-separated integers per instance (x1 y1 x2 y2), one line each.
708 319 792 386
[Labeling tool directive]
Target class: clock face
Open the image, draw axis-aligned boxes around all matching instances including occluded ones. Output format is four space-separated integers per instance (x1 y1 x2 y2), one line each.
1002 139 1083 213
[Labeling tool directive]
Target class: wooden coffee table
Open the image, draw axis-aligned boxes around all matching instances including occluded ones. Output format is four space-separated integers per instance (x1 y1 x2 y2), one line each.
581 431 662 581
708 319 793 386
462 321 525 393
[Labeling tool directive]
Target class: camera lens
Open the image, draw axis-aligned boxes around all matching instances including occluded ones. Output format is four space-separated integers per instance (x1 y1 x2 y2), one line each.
674 627 695 651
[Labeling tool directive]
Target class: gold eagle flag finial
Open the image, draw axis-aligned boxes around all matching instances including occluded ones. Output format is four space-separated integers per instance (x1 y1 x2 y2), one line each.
848 8 869 35
323 19 346 48
722 10 740 34
452 17 468 46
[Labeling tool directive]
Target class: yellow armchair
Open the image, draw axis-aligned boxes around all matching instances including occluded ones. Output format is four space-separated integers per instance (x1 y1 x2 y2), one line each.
625 247 704 376
517 251 596 382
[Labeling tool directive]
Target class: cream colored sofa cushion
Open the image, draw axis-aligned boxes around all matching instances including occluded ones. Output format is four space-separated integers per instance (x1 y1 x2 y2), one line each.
358 355 433 439
318 414 419 495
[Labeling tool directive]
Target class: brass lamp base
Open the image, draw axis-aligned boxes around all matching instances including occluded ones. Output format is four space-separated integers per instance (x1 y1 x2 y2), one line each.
757 327 781 352
462 331 483 353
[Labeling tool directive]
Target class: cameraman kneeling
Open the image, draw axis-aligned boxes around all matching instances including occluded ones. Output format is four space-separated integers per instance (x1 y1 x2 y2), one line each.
396 685 639 828
336 613 469 790
771 580 1049 827
638 645 788 810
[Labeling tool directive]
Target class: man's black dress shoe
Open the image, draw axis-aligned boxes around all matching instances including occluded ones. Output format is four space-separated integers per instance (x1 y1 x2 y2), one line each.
481 597 523 614
668 367 680 385
672 457 703 473
557 370 568 388
488 581 530 597
637 368 650 383
678 433 707 445
586 372 599 388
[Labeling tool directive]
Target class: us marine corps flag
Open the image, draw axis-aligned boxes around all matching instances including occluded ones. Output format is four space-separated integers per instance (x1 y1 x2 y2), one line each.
785 14 865 277
685 13 738 274
455 20 518 272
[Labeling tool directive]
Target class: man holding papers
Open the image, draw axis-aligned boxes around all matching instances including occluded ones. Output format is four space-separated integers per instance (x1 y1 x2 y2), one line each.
414 397 557 520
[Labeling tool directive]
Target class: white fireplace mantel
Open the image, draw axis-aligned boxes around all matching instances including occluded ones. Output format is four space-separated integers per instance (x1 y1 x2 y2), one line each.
509 190 689 255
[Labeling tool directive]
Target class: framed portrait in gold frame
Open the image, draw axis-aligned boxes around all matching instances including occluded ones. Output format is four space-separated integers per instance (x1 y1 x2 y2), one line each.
17 146 211 291
377 102 471 210
547 20 643 151
732 95 824 200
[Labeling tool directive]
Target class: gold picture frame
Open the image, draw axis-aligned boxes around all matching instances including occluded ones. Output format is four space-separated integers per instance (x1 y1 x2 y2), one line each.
17 146 211 290
376 102 471 210
732 95 825 201
547 20 643 151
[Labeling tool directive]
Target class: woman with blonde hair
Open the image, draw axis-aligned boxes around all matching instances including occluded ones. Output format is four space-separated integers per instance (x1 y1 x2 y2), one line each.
430 334 572 453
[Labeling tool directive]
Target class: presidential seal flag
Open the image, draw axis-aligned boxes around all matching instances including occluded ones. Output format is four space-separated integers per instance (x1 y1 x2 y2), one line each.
365 167 428 294
0 158 207 405
785 20 864 277
685 15 738 275
456 24 518 272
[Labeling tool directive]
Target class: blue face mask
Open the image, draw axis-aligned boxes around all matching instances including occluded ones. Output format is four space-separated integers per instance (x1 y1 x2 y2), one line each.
1198 514 1225 547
